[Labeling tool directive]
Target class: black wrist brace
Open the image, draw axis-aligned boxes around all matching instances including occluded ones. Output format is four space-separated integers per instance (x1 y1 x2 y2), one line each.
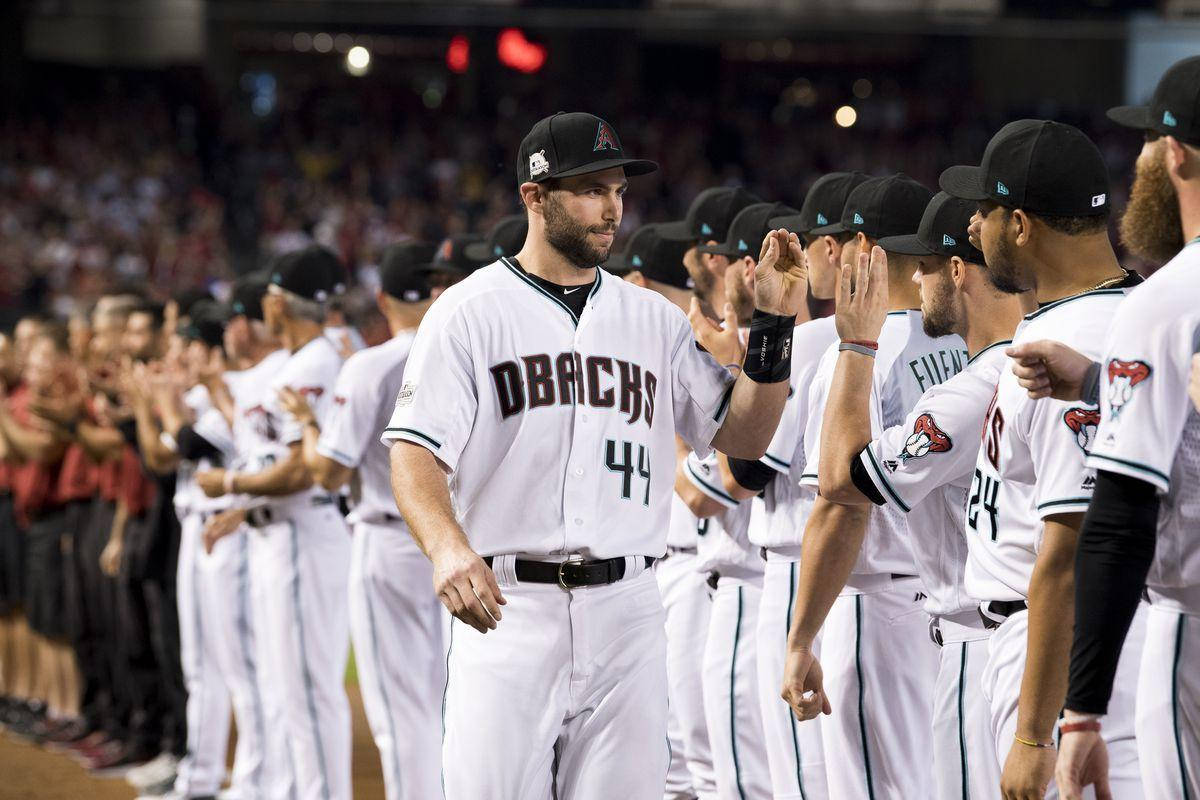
743 309 796 384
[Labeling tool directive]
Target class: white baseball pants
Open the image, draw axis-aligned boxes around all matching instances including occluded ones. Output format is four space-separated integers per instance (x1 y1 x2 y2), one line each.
930 611 998 800
1136 603 1200 799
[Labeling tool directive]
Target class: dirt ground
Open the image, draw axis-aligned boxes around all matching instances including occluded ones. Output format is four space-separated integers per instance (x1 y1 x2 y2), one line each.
0 683 386 800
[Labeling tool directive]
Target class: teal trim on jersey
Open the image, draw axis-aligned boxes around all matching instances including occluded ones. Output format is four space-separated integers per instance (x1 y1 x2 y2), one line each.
967 339 1013 366
730 587 748 800
384 427 442 450
1036 497 1092 512
360 533 404 795
862 447 911 512
288 522 332 800
855 596 878 800
440 620 455 795
800 471 817 483
958 644 969 800
1023 288 1126 321
886 310 910 316
685 458 737 506
787 563 809 799
1087 453 1171 488
713 383 734 421
762 451 790 471
1173 615 1192 800
499 256 600 326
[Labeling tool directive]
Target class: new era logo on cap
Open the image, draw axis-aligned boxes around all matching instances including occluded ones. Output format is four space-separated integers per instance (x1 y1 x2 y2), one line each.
593 121 620 152
700 222 713 235
853 212 864 225
738 239 749 252
996 181 1010 196
1163 110 1178 127
816 213 828 225
632 254 643 267
942 234 956 247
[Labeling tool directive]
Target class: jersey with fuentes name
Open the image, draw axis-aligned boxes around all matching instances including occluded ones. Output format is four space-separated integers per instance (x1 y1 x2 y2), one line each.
750 316 837 550
318 332 417 529
857 341 1010 616
801 310 968 578
1087 242 1200 606
965 287 1134 603
382 259 735 559
684 451 760 575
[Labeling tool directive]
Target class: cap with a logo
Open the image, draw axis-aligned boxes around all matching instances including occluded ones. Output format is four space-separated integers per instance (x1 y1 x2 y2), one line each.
657 186 762 244
178 300 228 349
604 224 692 289
877 192 985 263
428 234 490 278
228 272 270 321
1108 56 1200 147
269 246 346 303
463 215 529 263
697 202 799 259
773 172 872 236
812 174 932 240
517 112 658 185
940 120 1110 217
378 242 438 302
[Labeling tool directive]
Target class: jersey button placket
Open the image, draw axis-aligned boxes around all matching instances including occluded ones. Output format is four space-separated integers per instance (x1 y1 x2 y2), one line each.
562 316 593 554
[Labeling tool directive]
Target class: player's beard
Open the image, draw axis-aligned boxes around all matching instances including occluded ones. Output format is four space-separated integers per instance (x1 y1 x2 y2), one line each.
543 192 614 270
984 233 1027 295
1120 146 1183 265
920 268 960 338
725 263 755 325
683 247 715 299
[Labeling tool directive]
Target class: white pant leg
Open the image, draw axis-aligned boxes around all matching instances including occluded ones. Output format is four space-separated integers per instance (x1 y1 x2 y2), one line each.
347 523 444 800
932 633 998 800
821 583 938 800
702 577 772 800
174 512 233 797
656 551 717 800
1136 605 1200 799
251 526 297 800
757 560 827 800
259 506 352 800
204 525 270 800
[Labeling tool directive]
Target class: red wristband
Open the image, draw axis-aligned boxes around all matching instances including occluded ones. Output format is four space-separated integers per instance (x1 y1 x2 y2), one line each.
1059 720 1102 735
841 339 879 350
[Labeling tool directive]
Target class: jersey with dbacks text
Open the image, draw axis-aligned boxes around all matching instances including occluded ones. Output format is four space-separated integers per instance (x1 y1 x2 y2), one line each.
317 332 417 529
750 316 837 549
801 310 968 578
1087 242 1200 609
965 286 1134 603
684 451 760 576
858 341 1010 616
382 259 735 560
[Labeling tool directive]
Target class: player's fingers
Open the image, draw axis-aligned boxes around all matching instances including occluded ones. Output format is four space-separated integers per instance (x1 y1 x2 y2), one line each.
456 577 496 631
856 248 871 302
1093 773 1113 800
480 561 507 606
469 570 503 624
837 262 852 309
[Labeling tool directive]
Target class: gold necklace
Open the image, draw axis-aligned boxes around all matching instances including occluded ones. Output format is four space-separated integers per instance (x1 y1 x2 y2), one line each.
1084 269 1129 293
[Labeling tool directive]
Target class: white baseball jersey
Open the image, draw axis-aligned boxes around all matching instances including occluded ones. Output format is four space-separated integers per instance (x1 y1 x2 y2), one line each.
317 331 416 527
173 384 214 516
683 451 759 575
1087 241 1200 608
855 341 1010 616
227 349 291 474
801 310 968 577
964 286 1134 602
749 316 838 550
381 259 735 560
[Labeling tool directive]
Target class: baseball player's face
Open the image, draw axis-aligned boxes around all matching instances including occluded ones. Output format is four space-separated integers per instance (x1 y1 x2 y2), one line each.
975 202 1028 294
682 245 728 299
262 292 285 335
1119 136 1184 264
724 258 755 324
541 168 625 269
25 337 62 393
911 255 961 338
802 234 842 300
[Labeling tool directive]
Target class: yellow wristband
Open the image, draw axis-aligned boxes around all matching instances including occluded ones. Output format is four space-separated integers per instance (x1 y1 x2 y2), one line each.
1013 734 1055 750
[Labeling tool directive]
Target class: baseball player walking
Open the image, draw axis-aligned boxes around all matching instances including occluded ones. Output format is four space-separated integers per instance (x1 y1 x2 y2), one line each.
385 111 804 800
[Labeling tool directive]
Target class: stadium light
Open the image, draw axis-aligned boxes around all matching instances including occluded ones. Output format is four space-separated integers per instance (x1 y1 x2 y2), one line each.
346 45 371 76
497 28 546 74
835 105 858 128
446 35 470 74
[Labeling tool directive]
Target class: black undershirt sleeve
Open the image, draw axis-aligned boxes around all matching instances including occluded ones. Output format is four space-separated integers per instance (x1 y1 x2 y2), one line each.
727 456 776 493
175 424 223 465
1065 469 1159 714
849 450 886 506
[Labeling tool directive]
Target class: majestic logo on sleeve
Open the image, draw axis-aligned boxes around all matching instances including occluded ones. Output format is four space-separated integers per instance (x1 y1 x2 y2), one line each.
1063 407 1101 453
1106 359 1151 419
899 413 953 461
490 352 657 429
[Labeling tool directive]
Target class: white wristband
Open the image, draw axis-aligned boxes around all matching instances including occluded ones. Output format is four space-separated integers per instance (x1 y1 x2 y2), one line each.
223 470 239 495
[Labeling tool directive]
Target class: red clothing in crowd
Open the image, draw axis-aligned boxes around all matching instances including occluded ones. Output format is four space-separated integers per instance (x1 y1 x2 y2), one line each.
7 384 64 526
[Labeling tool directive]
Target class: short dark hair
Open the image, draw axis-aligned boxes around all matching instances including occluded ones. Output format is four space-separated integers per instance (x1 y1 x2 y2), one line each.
1003 206 1109 236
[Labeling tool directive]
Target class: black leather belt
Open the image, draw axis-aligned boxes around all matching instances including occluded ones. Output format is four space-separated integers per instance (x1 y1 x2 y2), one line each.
483 555 654 589
246 495 336 529
707 571 721 590
979 599 1028 630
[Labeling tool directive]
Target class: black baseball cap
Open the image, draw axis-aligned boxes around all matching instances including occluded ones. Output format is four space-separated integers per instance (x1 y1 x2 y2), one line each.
463 215 528 263
604 223 692 289
697 202 799 259
379 242 438 302
657 186 762 244
517 112 658 185
1108 56 1200 147
171 287 215 318
877 192 985 264
269 245 345 303
228 272 269 321
773 172 872 236
940 120 1110 217
812 174 932 240
429 234 490 277
178 300 228 348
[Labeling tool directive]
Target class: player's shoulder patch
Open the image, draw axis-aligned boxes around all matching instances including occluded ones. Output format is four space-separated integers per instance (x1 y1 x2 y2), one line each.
395 381 417 409
1063 407 1101 453
1105 358 1152 419
898 412 953 462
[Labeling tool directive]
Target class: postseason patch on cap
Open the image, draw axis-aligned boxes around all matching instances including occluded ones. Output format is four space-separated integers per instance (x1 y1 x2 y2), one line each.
529 150 550 178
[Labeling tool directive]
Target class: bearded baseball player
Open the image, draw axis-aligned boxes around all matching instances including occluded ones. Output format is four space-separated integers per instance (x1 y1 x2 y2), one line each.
783 173 963 800
1003 57 1200 799
939 120 1146 800
384 111 803 800
813 192 1029 799
279 242 447 800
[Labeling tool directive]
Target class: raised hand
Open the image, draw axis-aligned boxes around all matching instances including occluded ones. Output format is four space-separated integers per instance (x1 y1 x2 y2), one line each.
688 297 744 369
753 229 809 317
835 245 889 344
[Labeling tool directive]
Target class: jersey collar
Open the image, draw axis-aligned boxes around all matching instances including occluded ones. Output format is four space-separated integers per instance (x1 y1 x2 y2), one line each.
967 339 1013 366
499 256 602 326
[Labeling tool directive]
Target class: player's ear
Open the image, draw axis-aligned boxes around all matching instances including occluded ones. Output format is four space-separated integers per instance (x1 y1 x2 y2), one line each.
519 181 545 214
949 256 967 289
1010 208 1032 248
822 235 841 261
1163 135 1192 180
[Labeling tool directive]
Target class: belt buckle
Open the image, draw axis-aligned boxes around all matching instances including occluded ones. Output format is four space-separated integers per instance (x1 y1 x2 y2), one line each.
557 555 585 590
